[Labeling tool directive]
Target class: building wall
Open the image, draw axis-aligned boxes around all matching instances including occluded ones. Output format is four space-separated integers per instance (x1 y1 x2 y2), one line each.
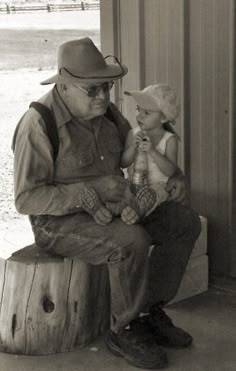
100 0 236 277
188 0 235 277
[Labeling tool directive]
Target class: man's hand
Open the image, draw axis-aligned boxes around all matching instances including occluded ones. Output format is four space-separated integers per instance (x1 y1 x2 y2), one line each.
165 171 188 204
90 175 127 203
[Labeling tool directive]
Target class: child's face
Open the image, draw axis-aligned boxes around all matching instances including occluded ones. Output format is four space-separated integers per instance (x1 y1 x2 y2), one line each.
136 106 163 131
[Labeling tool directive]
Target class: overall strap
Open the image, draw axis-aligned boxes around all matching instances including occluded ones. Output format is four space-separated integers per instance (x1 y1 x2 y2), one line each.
105 103 128 146
29 102 59 162
105 105 116 125
13 102 121 162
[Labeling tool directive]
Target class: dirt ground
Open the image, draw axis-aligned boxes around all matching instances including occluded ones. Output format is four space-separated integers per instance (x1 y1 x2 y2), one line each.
0 10 100 229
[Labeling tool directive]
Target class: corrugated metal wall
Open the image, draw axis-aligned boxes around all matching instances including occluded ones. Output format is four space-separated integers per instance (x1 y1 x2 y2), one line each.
188 0 235 276
100 0 236 277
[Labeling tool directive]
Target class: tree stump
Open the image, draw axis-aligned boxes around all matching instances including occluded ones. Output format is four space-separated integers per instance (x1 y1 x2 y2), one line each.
0 244 110 355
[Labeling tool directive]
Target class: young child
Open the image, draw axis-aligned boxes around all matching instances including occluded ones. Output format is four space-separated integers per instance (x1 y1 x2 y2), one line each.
79 83 180 226
122 83 180 211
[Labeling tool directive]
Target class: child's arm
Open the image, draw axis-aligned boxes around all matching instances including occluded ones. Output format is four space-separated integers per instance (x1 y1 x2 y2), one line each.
141 135 178 177
120 130 136 168
150 135 178 176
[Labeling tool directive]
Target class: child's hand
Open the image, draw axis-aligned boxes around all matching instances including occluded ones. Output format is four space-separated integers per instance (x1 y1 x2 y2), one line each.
138 135 153 153
135 131 146 146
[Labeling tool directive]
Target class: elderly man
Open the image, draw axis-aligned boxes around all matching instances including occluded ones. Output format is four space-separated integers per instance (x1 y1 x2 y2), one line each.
13 38 201 369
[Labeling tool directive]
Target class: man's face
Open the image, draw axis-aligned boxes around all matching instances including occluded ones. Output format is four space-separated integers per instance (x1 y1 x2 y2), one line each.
61 81 113 120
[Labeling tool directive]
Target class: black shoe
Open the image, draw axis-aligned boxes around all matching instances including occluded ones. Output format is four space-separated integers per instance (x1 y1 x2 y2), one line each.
131 307 193 349
105 327 168 369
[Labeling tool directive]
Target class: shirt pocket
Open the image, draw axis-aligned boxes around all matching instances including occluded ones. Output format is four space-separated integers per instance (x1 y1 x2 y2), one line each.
74 147 94 168
56 146 94 179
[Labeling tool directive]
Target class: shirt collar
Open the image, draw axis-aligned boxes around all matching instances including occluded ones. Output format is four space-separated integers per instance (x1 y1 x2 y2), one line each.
51 85 72 128
40 86 107 130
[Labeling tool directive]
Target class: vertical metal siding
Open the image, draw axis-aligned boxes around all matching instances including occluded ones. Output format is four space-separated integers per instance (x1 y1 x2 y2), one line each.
189 0 233 274
119 0 145 125
144 0 185 167
229 1 236 276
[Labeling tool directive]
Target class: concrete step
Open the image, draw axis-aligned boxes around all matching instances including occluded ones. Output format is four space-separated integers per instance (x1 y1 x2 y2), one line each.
170 254 209 304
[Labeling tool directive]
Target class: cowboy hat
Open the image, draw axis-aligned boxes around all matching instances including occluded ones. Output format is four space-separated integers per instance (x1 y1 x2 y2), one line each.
124 84 180 122
41 37 128 85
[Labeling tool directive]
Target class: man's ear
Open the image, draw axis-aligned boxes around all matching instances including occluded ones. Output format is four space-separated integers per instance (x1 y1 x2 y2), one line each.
59 83 68 96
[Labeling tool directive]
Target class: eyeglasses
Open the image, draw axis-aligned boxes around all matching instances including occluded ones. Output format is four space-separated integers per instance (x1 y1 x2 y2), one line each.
73 81 114 97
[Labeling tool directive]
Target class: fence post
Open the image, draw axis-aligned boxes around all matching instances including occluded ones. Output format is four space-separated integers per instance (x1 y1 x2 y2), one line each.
6 3 10 14
81 1 85 10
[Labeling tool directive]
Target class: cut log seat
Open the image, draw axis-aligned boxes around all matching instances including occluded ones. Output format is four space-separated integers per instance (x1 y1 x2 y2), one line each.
0 244 110 355
0 216 207 355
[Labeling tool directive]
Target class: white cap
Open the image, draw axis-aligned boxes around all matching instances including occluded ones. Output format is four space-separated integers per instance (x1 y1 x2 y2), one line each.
125 84 180 122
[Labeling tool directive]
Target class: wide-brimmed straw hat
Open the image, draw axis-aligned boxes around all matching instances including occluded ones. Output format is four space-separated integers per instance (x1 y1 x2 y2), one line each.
41 37 128 85
125 84 180 122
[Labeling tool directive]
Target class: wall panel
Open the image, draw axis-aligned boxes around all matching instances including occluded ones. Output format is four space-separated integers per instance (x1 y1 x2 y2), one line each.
119 0 145 124
189 0 233 274
144 0 185 167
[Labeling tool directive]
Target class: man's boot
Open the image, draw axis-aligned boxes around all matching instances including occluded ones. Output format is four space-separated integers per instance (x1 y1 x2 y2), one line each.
130 305 193 348
105 325 168 369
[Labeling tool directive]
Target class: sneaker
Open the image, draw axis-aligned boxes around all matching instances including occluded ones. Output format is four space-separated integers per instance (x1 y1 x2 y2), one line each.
105 327 168 369
131 307 193 348
136 186 157 217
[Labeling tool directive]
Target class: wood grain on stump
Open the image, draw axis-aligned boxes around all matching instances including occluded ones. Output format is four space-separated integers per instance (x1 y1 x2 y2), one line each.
0 244 110 355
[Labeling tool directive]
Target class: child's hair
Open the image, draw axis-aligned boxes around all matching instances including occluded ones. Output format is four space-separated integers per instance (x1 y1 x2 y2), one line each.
125 83 180 123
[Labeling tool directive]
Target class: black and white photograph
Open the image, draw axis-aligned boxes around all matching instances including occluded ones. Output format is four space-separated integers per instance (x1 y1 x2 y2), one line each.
0 1 235 370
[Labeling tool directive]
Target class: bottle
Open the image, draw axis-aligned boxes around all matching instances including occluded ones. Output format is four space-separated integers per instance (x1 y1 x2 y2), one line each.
131 144 148 194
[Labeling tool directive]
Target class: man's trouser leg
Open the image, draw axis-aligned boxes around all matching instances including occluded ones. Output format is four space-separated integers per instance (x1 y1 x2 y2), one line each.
30 213 152 332
30 202 201 331
142 201 202 306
